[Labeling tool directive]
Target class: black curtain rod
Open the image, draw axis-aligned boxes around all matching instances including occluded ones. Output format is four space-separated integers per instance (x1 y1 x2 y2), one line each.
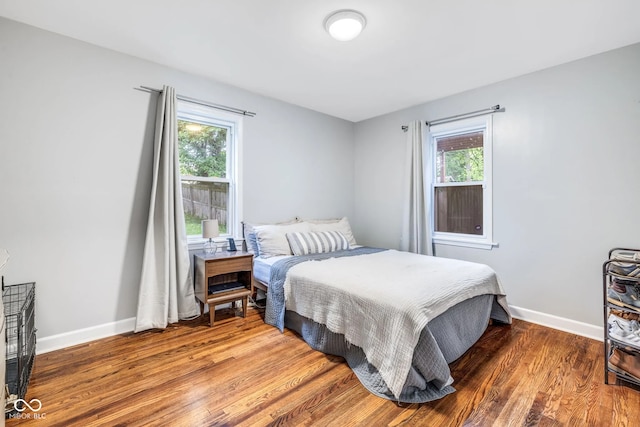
136 86 256 117
401 104 503 132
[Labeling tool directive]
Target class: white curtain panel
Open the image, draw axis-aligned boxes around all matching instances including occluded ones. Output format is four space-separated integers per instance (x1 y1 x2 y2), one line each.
135 85 199 332
400 120 433 255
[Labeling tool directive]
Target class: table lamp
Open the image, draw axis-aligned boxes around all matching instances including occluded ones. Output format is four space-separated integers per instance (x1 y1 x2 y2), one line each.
202 219 219 254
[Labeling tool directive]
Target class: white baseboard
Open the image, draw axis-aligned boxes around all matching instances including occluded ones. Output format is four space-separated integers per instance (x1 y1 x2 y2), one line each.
34 305 604 355
509 305 603 342
37 317 136 355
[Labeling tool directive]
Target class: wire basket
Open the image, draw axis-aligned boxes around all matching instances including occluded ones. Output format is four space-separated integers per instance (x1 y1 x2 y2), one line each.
4 281 36 415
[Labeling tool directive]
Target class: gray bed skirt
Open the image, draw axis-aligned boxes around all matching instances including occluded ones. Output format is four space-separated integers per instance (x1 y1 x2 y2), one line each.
284 294 509 403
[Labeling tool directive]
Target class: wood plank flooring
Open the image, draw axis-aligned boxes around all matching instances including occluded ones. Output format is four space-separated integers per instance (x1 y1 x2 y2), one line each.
6 305 640 426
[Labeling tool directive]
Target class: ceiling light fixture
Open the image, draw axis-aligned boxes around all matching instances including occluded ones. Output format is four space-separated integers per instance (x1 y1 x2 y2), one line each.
324 9 367 41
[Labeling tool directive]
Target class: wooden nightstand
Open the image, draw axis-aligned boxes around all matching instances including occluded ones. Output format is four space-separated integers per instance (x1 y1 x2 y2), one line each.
193 251 254 326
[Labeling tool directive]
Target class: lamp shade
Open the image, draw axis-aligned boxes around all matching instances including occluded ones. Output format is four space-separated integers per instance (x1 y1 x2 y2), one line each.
202 219 219 239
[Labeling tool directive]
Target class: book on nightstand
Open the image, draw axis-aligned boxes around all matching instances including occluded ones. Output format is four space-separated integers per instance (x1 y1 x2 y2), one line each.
208 281 245 295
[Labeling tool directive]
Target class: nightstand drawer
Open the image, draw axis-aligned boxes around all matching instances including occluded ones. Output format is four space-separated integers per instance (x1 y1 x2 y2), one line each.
206 256 252 276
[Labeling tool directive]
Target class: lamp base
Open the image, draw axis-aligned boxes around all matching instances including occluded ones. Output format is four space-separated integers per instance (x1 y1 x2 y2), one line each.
204 239 217 255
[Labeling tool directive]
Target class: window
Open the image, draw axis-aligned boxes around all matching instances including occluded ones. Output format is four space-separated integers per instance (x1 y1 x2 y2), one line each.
177 101 242 242
429 115 494 249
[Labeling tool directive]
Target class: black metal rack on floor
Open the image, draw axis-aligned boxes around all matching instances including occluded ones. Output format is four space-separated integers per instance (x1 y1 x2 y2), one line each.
603 248 640 386
3 280 36 416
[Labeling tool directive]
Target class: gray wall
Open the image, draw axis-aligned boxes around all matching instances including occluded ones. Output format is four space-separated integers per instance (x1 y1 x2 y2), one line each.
0 17 355 339
353 43 640 328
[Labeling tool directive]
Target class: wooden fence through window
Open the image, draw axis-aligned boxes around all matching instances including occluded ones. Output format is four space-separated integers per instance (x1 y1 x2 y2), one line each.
434 185 483 235
181 181 228 228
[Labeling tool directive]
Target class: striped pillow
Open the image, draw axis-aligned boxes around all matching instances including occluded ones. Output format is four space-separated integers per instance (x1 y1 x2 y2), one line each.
286 231 350 256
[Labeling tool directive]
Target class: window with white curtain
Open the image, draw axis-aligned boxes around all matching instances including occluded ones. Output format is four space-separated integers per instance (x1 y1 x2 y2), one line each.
429 115 495 249
177 101 242 241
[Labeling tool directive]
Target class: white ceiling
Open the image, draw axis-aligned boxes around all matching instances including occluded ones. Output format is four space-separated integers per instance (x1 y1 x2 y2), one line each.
1 0 640 122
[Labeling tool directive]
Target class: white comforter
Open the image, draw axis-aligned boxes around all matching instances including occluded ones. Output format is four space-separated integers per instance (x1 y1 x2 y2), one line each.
283 249 510 399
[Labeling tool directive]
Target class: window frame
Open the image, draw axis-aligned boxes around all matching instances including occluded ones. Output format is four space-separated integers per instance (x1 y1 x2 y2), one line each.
429 115 496 250
176 101 243 247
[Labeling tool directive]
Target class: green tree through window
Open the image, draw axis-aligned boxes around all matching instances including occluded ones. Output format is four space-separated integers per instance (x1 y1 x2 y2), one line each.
439 146 483 182
435 131 484 183
178 121 227 178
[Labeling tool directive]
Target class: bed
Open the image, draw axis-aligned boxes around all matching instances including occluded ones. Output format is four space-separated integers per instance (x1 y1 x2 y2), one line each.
244 218 511 403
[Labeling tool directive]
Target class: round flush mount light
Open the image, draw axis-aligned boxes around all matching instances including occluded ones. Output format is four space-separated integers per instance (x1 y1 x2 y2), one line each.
324 9 367 41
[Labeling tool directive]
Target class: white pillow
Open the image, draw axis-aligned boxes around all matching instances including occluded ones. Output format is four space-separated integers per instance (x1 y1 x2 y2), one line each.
307 217 356 246
242 218 299 254
286 231 350 256
254 222 311 258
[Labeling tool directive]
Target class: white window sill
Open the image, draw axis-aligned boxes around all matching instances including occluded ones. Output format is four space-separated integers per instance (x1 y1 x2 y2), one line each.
433 237 498 250
187 236 244 252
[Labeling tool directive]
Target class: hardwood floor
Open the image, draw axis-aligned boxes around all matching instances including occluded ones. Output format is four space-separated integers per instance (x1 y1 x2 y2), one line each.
6 306 640 426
